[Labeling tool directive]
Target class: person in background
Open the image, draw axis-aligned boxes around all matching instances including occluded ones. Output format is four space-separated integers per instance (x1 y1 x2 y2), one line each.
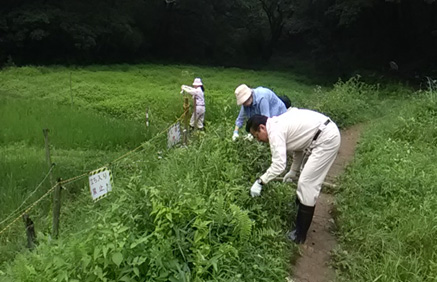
232 84 287 141
181 78 205 130
245 109 341 244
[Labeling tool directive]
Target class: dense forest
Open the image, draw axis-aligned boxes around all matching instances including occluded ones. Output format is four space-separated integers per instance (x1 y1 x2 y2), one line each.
1 0 436 77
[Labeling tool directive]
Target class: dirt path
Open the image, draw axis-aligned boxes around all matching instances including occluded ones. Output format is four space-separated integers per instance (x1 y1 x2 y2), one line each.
289 123 364 282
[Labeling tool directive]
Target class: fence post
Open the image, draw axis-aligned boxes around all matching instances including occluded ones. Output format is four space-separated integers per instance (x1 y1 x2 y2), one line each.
23 214 36 249
52 178 62 239
193 97 197 133
183 96 189 145
43 129 61 238
43 129 56 189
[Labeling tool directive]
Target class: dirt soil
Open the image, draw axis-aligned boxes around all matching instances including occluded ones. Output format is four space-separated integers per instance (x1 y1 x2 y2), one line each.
289 123 364 282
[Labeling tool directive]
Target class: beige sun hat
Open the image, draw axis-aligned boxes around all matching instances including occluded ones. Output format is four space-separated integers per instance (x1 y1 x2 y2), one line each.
235 84 252 105
192 78 203 86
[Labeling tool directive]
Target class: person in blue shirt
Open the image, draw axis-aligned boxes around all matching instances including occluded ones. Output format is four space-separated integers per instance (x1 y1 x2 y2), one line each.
232 84 287 140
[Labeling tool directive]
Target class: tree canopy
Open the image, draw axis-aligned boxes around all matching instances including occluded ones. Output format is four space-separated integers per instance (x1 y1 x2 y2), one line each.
1 0 436 76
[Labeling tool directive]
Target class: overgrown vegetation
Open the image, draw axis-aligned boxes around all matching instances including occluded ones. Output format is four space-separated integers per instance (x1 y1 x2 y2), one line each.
333 86 437 281
2 64 431 281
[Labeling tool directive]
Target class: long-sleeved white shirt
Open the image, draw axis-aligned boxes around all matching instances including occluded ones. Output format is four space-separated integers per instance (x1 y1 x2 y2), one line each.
181 85 205 106
259 108 331 184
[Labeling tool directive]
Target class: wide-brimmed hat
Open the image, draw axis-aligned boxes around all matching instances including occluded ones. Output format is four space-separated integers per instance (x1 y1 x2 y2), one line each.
235 84 252 105
193 78 203 86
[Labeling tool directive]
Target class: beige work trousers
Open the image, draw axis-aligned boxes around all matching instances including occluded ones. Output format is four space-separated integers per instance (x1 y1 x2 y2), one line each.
190 106 205 129
297 122 341 206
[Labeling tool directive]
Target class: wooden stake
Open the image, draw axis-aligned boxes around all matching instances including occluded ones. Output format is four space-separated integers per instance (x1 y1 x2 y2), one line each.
42 129 61 238
193 97 197 133
23 214 36 249
183 96 189 145
43 129 56 189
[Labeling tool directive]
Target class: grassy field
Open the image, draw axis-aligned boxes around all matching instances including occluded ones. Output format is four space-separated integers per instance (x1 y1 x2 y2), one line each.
1 64 434 281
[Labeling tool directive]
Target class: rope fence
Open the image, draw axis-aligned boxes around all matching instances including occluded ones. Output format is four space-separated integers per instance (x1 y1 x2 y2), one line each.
0 111 188 237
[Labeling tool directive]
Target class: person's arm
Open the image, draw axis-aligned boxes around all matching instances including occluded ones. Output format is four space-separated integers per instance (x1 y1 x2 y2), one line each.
235 106 246 129
283 151 304 182
232 107 245 140
181 85 202 97
258 97 271 117
259 131 287 184
290 151 304 172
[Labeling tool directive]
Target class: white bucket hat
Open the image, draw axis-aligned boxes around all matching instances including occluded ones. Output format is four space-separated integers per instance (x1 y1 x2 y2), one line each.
193 78 203 86
235 84 252 105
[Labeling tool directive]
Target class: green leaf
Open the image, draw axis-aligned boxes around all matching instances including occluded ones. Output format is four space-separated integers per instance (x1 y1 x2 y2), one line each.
94 246 101 260
112 252 123 267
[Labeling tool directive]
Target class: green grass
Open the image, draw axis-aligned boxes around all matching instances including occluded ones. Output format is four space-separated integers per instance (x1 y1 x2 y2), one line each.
0 98 148 149
0 96 150 265
333 89 437 281
0 64 318 125
0 64 426 281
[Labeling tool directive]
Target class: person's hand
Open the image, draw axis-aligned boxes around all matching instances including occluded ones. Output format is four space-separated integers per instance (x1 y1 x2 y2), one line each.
181 85 188 94
283 169 299 183
250 180 263 197
232 130 239 141
244 133 254 141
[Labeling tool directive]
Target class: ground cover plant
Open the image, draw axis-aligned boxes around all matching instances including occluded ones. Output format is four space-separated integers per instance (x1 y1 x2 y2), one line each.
333 87 437 281
0 97 148 264
0 64 411 281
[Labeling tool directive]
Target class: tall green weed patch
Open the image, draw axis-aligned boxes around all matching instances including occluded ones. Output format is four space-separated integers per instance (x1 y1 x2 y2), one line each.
334 89 437 281
2 129 295 281
311 76 380 128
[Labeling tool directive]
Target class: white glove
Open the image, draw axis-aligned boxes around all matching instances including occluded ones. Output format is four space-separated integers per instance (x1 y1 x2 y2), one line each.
250 180 263 197
283 169 299 183
244 133 254 141
181 85 188 94
232 130 239 141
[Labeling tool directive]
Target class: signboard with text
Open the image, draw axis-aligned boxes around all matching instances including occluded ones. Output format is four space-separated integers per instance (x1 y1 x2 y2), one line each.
167 122 181 148
89 167 113 202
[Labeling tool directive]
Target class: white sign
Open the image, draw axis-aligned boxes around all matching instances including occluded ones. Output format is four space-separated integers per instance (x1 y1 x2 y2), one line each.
89 167 113 202
167 122 181 148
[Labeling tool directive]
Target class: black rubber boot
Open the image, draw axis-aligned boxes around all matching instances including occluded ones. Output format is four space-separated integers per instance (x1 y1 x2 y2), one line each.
289 201 315 244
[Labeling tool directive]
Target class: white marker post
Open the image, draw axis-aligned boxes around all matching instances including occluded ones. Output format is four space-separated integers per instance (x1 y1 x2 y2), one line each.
89 167 113 202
